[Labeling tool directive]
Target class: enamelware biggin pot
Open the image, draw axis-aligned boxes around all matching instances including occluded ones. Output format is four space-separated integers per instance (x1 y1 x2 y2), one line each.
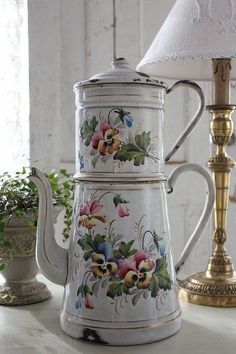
30 59 215 345
75 58 204 176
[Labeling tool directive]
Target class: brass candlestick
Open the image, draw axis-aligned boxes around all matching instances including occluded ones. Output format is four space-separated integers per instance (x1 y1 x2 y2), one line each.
179 59 236 307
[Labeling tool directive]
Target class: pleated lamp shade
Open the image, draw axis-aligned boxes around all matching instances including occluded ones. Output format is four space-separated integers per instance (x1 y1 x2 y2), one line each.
137 0 236 80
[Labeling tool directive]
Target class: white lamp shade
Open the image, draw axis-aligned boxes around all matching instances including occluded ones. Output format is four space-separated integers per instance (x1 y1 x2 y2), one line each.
137 0 236 80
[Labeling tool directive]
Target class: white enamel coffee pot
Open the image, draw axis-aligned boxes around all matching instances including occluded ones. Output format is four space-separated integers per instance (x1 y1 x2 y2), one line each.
30 59 215 345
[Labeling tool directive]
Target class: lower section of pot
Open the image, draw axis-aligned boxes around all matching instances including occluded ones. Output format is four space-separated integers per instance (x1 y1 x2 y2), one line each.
60 309 181 346
0 279 51 306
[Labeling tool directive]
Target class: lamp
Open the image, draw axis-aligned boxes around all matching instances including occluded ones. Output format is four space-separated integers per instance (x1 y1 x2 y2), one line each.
137 0 236 307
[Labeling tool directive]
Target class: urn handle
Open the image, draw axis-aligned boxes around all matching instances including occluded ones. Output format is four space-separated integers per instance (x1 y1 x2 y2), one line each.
165 80 205 161
166 163 215 274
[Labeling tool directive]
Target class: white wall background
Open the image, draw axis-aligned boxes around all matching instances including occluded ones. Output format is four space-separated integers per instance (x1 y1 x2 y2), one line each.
28 0 236 276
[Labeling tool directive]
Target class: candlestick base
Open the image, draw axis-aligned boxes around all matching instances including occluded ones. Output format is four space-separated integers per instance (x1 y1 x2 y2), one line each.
178 271 236 307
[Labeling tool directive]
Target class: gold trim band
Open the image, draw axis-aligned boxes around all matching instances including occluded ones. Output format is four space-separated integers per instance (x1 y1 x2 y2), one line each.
65 308 180 324
64 311 181 330
74 178 167 184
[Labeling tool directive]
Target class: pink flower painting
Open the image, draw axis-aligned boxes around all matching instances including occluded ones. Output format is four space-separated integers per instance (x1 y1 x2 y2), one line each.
78 200 106 229
117 204 129 217
85 294 94 309
92 122 121 155
118 251 155 289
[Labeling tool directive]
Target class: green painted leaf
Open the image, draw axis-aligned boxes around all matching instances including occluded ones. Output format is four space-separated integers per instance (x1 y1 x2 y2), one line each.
106 285 116 299
80 116 98 146
156 270 171 291
119 241 128 256
84 243 93 251
110 276 122 283
150 273 159 297
153 231 163 242
128 249 138 256
114 131 153 166
92 154 100 168
83 250 94 261
93 234 106 247
126 240 134 252
90 116 98 131
113 193 129 207
114 143 146 166
77 285 84 296
112 250 123 259
135 131 151 151
153 232 163 252
115 240 137 258
132 290 144 305
112 108 131 125
84 284 93 295
154 255 172 291
78 234 96 251
122 284 130 295
155 255 168 273
118 109 125 124
106 281 123 299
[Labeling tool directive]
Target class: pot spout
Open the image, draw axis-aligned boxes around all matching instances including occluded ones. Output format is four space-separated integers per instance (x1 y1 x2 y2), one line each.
29 168 68 286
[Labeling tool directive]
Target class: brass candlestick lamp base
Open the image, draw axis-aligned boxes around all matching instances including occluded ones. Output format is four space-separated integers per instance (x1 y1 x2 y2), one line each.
178 59 236 307
178 271 236 307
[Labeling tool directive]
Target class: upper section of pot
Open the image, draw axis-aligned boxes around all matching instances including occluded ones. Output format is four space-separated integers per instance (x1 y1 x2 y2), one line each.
74 58 167 89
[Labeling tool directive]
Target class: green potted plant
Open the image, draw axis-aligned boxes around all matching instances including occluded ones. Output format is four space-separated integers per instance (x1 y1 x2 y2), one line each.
0 167 74 305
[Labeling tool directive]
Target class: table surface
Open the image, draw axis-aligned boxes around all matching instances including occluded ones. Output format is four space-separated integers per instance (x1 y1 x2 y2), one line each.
0 275 236 354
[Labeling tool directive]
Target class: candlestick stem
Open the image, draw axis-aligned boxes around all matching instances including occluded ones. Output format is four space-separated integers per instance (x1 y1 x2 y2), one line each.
178 59 236 307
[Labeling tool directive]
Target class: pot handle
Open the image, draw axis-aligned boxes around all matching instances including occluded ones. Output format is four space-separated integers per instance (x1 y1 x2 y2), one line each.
165 80 205 162
166 163 215 274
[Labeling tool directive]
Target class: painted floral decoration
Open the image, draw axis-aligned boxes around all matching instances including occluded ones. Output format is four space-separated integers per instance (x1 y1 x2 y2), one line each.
116 108 134 128
74 191 172 313
78 200 106 229
91 241 118 278
91 122 121 155
79 153 85 170
113 193 129 218
117 204 129 217
75 286 94 309
118 251 155 289
79 107 159 168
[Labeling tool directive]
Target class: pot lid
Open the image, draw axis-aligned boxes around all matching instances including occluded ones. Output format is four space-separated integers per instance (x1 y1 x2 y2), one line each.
75 58 166 88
